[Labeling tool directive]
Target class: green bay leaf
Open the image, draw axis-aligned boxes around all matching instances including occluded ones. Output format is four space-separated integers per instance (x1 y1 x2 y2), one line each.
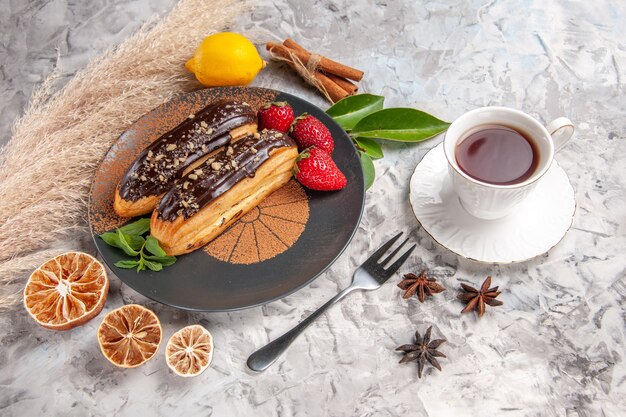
360 152 375 190
326 94 384 131
354 138 384 159
351 108 450 142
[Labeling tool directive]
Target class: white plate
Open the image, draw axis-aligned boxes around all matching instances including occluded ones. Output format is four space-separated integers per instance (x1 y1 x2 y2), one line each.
409 144 576 263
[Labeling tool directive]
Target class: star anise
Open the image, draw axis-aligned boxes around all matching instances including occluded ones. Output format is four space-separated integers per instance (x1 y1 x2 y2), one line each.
396 326 447 378
457 276 504 317
397 270 445 302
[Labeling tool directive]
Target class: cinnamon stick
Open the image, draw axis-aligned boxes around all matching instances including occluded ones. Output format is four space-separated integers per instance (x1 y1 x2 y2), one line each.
312 71 350 102
266 42 349 102
282 39 358 94
325 73 358 95
268 41 364 82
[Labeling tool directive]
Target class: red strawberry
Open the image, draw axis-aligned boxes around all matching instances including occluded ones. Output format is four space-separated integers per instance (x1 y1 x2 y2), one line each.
294 147 347 191
290 114 334 154
257 101 295 133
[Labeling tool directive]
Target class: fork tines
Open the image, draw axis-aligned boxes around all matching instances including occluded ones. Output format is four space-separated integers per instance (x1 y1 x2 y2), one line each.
365 232 416 276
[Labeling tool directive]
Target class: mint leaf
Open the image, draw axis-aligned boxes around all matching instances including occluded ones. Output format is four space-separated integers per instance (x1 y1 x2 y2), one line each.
351 108 450 142
144 254 177 267
326 94 384 131
143 259 163 271
100 232 122 248
145 235 167 257
124 234 146 251
115 229 139 256
100 220 176 273
136 258 146 272
115 259 140 269
118 218 151 236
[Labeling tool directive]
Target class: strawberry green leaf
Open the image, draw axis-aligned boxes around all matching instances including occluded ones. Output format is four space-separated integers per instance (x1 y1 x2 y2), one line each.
351 108 450 142
354 138 384 159
360 152 375 190
326 94 384 131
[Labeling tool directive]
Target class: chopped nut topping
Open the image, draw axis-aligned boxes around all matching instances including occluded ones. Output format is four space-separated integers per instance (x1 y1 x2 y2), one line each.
155 154 165 161
251 147 258 154
182 200 190 208
211 162 222 171
140 175 148 181
166 144 177 151
253 157 260 162
188 174 198 180
200 121 208 128
231 160 238 169
188 114 195 119
183 181 190 190
187 142 195 150
227 146 234 156
179 157 187 163
159 174 166 182
276 132 283 138
147 150 154 158
253 132 261 139
206 128 214 134
194 169 203 175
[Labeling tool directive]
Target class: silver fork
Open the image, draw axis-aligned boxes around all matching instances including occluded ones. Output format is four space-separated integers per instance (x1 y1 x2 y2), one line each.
247 232 416 372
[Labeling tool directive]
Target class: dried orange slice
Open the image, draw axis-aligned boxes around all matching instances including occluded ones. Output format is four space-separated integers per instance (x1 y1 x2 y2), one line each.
166 325 214 377
23 251 109 330
97 304 162 368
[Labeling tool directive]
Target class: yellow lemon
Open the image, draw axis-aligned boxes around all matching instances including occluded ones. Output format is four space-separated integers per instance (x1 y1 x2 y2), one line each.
185 32 266 87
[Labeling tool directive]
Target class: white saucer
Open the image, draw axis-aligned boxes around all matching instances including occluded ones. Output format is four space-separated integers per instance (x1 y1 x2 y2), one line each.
409 143 576 263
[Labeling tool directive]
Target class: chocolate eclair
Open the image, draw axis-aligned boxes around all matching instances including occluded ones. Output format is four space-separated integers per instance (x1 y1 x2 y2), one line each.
114 100 257 217
150 129 298 256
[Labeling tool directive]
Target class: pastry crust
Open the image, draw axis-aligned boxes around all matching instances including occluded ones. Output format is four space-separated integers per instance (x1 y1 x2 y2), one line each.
151 131 298 256
113 190 160 219
114 100 257 218
112 123 256 218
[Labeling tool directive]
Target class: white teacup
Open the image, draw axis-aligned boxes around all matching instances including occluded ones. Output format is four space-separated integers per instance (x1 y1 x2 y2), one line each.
443 107 574 220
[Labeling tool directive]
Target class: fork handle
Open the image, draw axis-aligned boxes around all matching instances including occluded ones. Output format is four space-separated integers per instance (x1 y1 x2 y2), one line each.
247 285 355 372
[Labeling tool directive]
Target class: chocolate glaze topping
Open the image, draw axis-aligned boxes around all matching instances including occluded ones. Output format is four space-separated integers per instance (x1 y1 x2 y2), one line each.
157 129 296 221
118 100 256 201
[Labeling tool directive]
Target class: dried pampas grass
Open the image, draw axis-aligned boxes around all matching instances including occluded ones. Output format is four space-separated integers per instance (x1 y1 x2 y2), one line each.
0 0 248 309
